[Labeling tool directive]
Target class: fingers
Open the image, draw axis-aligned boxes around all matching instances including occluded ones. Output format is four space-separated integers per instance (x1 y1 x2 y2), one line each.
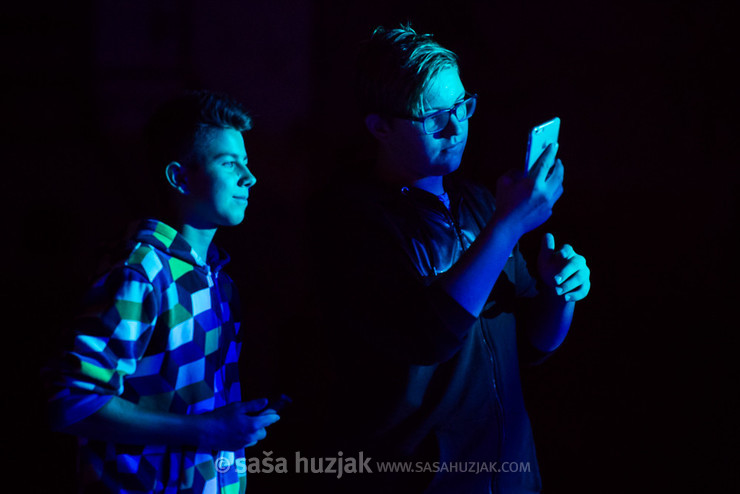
244 427 268 448
546 159 565 203
553 254 591 301
541 232 556 252
205 400 281 451
538 236 591 302
557 273 591 302
242 407 280 449
535 155 564 215
541 244 573 287
241 398 269 414
548 158 564 185
551 246 578 285
249 412 281 429
558 243 576 261
531 143 558 181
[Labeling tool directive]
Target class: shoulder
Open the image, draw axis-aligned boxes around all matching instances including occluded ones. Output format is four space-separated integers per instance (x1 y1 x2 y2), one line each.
447 175 496 223
91 240 176 297
449 175 495 203
122 242 172 284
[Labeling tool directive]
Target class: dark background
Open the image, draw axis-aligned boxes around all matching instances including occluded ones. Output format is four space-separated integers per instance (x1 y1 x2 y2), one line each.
5 1 737 492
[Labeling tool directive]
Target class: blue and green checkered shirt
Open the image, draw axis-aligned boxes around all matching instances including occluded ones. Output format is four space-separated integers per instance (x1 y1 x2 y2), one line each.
47 219 246 493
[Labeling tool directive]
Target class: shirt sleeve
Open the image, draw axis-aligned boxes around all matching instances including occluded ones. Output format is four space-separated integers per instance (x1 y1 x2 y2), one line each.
44 264 159 430
509 245 556 366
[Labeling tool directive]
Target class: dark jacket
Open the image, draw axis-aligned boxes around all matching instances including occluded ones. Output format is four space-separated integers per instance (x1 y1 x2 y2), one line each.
313 175 549 493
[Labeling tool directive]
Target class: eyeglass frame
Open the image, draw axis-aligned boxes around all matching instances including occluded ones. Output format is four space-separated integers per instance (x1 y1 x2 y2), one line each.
394 93 478 135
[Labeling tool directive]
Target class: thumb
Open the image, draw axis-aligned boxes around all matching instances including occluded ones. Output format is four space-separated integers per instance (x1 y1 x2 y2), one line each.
542 232 556 252
241 398 269 414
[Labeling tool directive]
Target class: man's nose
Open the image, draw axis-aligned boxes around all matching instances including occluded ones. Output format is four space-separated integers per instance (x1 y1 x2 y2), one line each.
442 113 465 137
238 164 257 188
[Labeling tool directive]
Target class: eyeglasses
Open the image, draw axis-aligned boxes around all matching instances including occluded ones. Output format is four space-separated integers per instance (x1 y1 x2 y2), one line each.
401 93 478 135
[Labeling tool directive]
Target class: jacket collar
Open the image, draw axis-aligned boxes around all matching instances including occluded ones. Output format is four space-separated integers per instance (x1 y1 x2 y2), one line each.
133 219 230 273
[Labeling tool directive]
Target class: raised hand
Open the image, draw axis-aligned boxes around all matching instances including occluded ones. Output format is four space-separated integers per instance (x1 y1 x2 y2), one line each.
494 143 564 237
537 233 591 302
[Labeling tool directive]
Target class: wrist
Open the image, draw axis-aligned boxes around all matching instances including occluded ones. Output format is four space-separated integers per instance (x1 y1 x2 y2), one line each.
491 211 524 245
536 278 568 304
189 413 211 448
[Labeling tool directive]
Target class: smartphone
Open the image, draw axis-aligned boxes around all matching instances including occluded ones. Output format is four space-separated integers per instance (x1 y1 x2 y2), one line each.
524 117 560 173
266 394 292 413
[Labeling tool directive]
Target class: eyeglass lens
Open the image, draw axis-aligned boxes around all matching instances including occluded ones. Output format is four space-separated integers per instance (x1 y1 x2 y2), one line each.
424 97 476 134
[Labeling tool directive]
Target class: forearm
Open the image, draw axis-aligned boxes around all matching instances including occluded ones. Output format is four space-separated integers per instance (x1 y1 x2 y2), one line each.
61 396 206 447
437 214 521 317
523 287 575 353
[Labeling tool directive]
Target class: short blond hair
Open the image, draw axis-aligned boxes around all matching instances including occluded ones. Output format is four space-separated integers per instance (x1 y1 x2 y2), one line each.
356 24 459 118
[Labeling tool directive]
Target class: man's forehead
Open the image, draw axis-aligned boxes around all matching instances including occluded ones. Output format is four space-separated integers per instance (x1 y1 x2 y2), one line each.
421 68 465 110
199 127 247 158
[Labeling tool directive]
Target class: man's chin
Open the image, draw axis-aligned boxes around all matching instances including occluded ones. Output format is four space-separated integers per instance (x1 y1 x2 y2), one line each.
432 159 462 177
219 213 246 228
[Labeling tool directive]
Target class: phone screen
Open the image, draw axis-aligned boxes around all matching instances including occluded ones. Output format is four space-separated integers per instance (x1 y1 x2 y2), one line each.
525 117 560 173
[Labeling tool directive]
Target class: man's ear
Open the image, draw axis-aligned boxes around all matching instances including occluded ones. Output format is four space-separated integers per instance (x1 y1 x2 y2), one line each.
165 162 188 194
365 113 393 142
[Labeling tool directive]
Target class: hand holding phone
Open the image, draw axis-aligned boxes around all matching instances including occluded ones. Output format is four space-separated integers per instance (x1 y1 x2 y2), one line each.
525 117 560 173
265 394 292 413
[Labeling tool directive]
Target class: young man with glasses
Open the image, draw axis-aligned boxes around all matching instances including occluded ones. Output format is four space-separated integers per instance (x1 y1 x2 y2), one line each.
313 25 591 493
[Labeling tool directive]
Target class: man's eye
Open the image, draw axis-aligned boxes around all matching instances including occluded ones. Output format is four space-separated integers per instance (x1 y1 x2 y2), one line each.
223 161 236 167
429 113 447 126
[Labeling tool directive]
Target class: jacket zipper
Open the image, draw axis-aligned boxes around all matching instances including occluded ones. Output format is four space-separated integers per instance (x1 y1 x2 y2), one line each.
447 204 506 492
209 267 232 484
480 330 505 492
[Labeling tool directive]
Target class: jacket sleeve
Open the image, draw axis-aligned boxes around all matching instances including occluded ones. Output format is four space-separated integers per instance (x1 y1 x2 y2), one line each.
510 244 556 366
315 196 477 366
44 264 159 431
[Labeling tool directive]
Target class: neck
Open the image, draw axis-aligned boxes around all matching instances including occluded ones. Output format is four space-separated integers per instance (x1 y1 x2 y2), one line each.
178 223 217 262
375 150 445 195
412 176 446 195
158 208 217 261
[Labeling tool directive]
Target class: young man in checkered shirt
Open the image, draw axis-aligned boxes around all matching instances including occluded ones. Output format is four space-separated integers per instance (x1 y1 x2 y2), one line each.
45 90 279 493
